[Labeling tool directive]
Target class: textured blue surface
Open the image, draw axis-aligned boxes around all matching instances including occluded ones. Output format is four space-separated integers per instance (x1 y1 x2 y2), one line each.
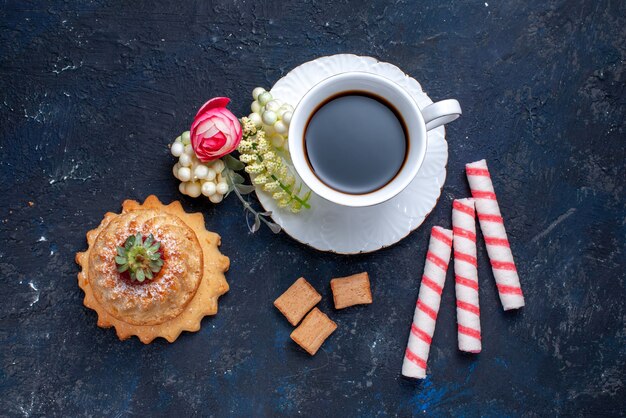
1 0 625 416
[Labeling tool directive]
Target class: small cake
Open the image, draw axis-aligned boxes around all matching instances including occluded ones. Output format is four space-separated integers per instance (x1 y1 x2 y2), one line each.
75 195 229 343
290 308 337 355
330 272 373 309
274 277 321 325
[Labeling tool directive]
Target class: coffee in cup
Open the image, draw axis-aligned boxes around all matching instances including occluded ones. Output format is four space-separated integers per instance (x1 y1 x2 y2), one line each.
304 91 408 195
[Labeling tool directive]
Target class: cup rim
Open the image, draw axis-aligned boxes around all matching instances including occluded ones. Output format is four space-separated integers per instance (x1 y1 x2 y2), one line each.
288 71 428 207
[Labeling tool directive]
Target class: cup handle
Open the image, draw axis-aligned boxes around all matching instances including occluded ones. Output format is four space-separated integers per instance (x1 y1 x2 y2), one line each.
421 99 462 131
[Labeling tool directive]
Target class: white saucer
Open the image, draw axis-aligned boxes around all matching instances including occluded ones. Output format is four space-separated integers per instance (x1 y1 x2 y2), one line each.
255 54 447 254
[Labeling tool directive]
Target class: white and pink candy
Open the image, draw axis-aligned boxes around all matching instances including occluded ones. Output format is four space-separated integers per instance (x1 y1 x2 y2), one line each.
402 226 453 379
452 198 481 353
466 159 524 310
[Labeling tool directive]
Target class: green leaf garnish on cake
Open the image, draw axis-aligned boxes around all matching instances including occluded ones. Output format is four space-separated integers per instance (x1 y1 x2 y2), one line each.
115 233 164 282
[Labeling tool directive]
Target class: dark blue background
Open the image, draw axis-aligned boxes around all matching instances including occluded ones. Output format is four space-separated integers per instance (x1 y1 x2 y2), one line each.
1 1 625 416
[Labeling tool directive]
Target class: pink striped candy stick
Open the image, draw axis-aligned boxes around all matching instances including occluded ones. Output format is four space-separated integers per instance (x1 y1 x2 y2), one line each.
402 226 453 379
452 198 482 353
466 159 525 310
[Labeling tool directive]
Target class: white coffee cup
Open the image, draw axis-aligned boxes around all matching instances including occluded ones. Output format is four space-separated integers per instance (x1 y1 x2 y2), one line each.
288 72 461 207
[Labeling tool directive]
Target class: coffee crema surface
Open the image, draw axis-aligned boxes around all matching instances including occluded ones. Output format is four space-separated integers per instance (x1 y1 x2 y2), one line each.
304 92 408 195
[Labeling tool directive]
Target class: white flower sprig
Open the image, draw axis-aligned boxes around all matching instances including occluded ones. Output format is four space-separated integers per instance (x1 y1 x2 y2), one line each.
237 87 311 213
238 117 311 213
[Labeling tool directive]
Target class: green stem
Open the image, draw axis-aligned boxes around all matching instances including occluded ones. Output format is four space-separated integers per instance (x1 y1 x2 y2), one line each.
224 169 281 231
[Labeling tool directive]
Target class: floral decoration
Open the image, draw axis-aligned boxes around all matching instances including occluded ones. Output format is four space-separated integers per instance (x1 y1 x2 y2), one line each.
170 88 310 233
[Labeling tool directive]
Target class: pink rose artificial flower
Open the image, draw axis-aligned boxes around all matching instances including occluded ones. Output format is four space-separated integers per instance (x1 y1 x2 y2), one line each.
190 97 242 162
